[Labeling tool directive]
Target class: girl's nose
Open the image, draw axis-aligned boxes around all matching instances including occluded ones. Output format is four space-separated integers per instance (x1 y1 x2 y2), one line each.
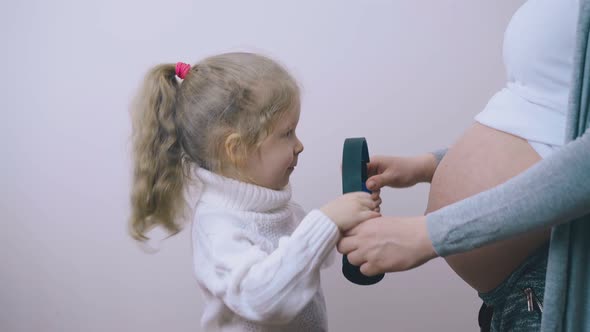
295 138 304 154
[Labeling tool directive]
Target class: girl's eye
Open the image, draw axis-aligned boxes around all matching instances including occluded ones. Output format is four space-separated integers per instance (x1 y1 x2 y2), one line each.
284 130 293 137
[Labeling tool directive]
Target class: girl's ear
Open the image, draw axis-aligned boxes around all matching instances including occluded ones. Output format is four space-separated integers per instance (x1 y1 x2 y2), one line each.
224 133 245 168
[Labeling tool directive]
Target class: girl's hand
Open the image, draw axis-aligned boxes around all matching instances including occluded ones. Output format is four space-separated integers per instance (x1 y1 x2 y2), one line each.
337 215 438 275
366 154 439 191
321 192 381 232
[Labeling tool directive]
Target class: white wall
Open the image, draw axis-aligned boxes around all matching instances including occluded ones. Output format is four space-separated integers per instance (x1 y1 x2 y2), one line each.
2 0 525 331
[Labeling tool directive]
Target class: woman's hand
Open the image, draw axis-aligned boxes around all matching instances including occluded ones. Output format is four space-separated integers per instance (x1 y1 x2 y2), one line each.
337 215 438 276
366 154 439 191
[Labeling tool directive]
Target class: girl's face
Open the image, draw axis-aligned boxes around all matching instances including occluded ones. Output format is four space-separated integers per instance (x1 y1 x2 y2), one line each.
242 107 304 190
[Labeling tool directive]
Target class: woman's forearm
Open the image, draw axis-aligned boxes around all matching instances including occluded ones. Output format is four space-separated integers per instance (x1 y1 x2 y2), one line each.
418 148 448 183
431 148 448 166
426 130 590 257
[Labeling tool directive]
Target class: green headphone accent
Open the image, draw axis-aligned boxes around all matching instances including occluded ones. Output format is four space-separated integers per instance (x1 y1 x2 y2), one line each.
342 137 384 285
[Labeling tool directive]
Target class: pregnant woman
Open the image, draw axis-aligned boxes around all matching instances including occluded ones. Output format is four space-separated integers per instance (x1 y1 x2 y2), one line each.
338 0 590 331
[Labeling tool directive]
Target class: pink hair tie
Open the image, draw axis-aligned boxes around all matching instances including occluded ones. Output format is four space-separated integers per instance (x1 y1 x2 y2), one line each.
175 62 191 79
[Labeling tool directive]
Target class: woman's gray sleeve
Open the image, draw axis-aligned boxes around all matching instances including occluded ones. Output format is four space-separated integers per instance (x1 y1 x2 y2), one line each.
426 129 590 257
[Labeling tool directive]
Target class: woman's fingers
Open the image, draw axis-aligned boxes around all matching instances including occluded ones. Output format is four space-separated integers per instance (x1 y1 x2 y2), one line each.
366 161 382 178
360 263 380 277
346 249 365 266
366 175 383 191
337 236 358 254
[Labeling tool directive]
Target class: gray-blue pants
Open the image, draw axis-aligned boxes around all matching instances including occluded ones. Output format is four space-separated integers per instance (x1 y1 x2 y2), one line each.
478 244 548 332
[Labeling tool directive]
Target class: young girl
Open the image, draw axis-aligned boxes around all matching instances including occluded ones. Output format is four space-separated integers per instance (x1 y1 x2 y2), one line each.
129 52 381 331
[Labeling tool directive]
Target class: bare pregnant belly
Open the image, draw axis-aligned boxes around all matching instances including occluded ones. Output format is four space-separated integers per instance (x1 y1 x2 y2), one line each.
426 123 551 293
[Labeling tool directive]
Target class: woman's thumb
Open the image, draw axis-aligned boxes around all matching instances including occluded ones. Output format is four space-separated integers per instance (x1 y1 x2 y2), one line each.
366 175 384 191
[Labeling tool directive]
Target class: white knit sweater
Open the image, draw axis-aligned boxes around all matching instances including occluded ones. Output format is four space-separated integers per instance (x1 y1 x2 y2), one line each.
190 168 340 332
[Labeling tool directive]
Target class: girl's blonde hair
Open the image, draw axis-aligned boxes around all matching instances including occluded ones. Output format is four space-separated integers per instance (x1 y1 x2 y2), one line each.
129 53 300 241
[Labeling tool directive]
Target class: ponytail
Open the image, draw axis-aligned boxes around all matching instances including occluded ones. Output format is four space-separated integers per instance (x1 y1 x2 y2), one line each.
129 64 186 241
